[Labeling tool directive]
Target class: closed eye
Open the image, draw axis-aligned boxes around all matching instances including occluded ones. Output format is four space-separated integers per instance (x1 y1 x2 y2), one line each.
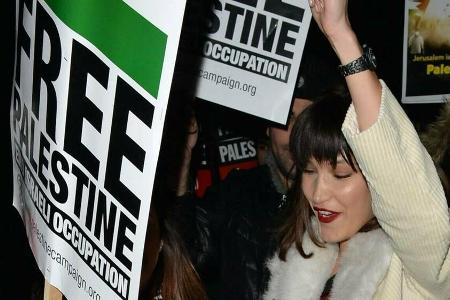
334 173 352 179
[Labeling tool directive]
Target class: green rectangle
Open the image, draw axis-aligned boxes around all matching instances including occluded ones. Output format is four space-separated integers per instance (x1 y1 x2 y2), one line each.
44 0 167 98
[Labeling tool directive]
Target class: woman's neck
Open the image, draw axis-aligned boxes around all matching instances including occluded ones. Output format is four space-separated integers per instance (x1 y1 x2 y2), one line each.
331 240 349 276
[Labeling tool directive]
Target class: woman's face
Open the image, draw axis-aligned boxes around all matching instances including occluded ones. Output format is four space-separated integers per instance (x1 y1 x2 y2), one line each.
301 155 374 243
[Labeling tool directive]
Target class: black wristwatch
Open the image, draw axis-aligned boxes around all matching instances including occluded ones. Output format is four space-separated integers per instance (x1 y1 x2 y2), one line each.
338 45 377 77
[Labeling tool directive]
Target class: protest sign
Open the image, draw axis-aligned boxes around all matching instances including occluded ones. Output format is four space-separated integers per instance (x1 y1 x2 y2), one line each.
402 0 450 103
195 0 312 124
10 0 186 299
194 126 258 197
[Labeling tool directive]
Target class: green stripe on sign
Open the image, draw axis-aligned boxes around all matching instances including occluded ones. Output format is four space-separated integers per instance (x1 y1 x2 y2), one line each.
44 0 167 98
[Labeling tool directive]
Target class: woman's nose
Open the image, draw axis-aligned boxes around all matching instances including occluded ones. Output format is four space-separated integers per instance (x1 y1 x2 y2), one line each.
312 175 331 205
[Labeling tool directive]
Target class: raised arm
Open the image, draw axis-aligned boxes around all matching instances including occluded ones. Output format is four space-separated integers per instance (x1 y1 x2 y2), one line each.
309 0 381 131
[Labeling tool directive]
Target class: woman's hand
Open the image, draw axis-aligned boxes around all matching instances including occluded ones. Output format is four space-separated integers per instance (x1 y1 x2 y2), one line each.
309 0 360 66
186 116 199 152
310 0 381 131
309 0 351 42
175 115 199 196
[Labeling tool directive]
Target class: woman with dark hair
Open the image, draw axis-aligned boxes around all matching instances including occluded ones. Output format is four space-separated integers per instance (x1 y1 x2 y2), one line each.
137 0 209 293
139 200 208 300
263 0 450 299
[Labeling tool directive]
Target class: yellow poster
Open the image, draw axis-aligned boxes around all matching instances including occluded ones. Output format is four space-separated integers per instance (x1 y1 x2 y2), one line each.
402 0 450 103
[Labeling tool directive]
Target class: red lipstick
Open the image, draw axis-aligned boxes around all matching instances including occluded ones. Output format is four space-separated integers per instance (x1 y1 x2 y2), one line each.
313 207 341 223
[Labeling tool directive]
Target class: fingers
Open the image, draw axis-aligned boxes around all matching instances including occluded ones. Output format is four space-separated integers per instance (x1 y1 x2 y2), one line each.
186 116 199 150
309 0 325 13
188 116 198 135
309 0 324 10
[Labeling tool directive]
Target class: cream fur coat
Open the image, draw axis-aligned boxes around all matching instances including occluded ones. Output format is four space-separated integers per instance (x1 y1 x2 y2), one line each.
264 229 392 300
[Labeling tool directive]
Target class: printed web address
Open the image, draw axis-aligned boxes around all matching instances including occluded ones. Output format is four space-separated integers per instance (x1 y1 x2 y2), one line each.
199 69 257 96
32 219 101 300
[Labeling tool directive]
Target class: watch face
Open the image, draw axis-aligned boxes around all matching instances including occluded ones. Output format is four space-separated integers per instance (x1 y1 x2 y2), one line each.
365 47 377 69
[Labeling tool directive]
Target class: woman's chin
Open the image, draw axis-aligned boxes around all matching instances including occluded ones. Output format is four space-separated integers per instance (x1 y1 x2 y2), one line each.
319 229 343 244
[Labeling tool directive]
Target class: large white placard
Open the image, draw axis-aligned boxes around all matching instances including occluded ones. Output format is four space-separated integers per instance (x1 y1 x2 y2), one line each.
10 0 186 299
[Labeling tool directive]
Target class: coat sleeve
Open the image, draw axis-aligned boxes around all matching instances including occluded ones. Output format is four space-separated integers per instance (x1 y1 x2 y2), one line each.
341 80 450 296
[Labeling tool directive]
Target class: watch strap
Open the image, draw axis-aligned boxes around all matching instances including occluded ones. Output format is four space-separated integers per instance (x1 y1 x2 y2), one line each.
338 45 375 77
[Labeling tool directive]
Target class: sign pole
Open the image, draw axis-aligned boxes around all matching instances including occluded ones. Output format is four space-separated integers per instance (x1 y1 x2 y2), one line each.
43 281 62 300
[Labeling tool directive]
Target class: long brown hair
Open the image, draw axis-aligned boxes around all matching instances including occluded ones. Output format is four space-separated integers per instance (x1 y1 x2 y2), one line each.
141 204 208 300
148 217 207 300
277 88 379 261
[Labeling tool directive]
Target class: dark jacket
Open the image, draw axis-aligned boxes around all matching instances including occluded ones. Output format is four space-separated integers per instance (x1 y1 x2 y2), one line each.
176 165 288 300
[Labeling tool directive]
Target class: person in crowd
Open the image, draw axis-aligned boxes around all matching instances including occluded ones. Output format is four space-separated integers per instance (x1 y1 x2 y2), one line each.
408 30 425 55
139 198 207 300
137 1 212 298
255 133 270 166
420 101 450 204
263 1 450 299
174 48 343 299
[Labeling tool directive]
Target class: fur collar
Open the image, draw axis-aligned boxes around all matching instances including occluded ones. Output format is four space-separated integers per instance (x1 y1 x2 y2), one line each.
263 229 392 300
